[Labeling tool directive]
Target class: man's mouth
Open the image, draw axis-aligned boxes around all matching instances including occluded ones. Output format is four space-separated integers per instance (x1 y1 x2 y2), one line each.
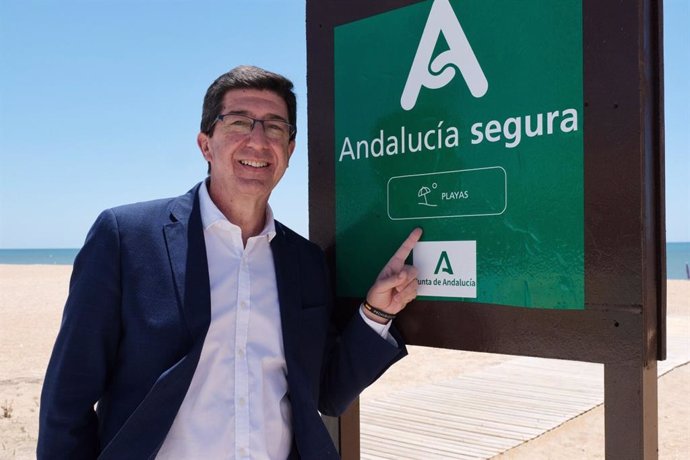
239 160 269 168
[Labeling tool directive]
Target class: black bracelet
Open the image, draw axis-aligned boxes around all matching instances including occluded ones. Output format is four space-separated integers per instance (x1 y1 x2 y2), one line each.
362 300 397 321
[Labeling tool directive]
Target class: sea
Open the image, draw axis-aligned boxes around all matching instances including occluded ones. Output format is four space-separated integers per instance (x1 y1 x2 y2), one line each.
0 243 689 279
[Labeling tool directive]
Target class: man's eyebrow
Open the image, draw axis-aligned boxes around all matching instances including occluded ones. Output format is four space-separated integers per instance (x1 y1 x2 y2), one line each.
225 110 289 122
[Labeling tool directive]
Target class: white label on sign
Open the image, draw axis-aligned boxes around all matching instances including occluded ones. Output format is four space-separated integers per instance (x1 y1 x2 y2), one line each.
413 241 477 298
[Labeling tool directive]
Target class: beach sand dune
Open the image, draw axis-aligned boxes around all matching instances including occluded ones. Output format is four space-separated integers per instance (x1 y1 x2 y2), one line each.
1 266 688 459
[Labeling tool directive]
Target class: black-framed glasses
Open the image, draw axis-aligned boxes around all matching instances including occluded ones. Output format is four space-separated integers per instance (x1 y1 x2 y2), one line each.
213 112 295 141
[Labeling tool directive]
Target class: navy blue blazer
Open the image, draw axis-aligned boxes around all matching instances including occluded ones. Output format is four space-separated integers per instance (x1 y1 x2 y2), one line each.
38 183 406 459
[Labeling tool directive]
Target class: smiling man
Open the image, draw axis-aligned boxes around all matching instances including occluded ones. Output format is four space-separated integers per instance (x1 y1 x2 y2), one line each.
38 66 421 460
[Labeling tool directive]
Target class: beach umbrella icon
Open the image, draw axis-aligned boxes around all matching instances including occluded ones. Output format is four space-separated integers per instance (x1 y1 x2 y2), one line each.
418 186 432 206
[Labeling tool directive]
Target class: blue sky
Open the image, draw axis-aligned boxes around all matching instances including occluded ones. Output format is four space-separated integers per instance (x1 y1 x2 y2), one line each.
0 0 688 248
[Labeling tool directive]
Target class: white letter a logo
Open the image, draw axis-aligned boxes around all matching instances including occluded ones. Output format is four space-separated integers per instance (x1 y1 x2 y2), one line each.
401 0 488 111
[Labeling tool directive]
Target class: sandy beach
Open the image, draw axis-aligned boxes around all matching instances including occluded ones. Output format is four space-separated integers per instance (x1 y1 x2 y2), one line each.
1 265 688 459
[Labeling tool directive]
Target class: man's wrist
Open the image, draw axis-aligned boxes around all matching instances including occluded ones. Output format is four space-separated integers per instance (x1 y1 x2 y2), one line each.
361 305 388 325
361 300 395 324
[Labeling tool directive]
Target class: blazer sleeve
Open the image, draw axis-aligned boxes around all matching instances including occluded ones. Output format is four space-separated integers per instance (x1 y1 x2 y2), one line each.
38 209 123 459
313 251 408 417
318 314 406 417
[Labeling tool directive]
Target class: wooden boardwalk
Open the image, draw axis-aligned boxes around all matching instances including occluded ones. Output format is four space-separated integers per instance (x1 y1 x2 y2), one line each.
361 316 689 460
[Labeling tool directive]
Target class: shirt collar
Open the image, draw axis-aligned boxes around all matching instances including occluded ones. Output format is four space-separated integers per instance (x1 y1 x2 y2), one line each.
199 179 276 242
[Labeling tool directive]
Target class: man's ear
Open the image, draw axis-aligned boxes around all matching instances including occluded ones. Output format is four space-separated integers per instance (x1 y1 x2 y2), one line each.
287 140 296 161
198 132 212 161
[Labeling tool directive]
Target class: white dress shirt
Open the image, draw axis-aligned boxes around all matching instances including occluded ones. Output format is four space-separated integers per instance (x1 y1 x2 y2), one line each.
158 182 290 459
157 181 393 459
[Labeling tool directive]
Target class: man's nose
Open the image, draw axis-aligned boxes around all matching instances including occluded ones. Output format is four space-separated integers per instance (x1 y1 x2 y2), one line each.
246 120 270 146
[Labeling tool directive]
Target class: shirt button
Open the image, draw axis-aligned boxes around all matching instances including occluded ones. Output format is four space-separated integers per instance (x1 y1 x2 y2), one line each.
239 397 246 406
238 348 245 357
240 301 248 309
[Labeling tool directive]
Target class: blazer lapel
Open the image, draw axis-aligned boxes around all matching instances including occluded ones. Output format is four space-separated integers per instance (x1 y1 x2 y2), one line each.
271 222 302 357
163 184 211 341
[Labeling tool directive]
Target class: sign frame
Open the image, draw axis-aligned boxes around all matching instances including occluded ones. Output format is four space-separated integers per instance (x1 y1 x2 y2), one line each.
307 0 665 458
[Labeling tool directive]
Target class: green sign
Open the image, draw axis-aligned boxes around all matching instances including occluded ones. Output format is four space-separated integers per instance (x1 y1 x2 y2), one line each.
335 0 584 309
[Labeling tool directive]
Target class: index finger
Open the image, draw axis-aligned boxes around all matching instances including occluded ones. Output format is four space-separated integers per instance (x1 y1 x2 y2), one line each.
387 227 423 265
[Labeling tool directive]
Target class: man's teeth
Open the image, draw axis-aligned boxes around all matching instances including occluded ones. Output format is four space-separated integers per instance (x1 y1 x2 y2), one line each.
240 160 269 168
